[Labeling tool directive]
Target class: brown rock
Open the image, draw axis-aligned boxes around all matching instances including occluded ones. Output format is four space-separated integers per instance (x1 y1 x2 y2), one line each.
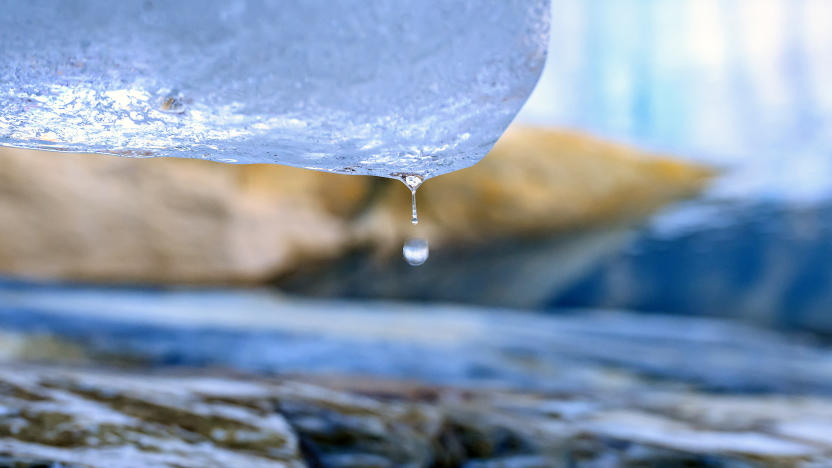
0 150 367 283
355 127 714 252
0 127 713 284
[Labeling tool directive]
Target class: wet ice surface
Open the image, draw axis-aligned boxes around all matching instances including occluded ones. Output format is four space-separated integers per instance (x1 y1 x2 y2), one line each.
0 0 548 180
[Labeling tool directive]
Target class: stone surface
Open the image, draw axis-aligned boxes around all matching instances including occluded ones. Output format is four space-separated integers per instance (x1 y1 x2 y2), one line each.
0 365 305 468
4 284 832 466
0 127 712 285
2 364 832 467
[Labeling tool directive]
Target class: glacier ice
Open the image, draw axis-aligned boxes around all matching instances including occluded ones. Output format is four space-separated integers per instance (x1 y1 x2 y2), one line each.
0 0 549 180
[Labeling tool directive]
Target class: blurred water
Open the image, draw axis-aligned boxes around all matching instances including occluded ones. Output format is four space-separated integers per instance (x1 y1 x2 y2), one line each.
553 201 832 332
521 0 832 328
5 281 832 394
520 0 832 204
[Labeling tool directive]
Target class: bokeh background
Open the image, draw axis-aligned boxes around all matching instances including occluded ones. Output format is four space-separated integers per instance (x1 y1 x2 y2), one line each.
523 0 832 332
4 1 832 466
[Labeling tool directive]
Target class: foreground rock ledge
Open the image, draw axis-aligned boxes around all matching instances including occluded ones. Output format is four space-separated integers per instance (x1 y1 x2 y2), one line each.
1 364 831 468
0 127 712 284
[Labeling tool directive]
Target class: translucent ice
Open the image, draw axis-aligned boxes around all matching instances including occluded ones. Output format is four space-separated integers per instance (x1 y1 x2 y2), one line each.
0 1 549 180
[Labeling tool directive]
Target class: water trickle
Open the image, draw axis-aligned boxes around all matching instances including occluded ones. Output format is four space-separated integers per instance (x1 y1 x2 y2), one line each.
402 175 423 225
403 238 429 266
410 191 418 225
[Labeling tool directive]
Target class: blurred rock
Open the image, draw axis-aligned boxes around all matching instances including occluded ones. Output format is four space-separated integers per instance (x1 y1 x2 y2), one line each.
0 365 305 468
355 127 714 251
552 201 832 334
2 364 832 467
0 148 366 284
281 128 715 306
280 226 636 308
0 331 87 364
0 127 712 284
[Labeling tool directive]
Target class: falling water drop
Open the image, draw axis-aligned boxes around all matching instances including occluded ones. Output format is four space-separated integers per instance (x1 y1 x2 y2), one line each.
403 238 429 266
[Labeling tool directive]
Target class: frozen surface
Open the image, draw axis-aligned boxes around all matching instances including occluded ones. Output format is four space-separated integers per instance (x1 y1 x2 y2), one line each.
0 0 548 180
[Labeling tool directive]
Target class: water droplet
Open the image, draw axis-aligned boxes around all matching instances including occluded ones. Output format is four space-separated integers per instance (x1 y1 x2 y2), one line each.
404 175 422 190
403 238 429 266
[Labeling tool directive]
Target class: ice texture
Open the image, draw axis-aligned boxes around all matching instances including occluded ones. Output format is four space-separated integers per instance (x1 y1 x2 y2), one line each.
0 1 549 180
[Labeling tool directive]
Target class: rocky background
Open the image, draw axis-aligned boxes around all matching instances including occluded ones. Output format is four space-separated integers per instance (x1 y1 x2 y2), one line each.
4 291 832 468
0 126 711 285
5 126 830 468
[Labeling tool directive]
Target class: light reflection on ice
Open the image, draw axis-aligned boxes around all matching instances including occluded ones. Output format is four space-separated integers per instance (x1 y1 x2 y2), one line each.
1 1 549 181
